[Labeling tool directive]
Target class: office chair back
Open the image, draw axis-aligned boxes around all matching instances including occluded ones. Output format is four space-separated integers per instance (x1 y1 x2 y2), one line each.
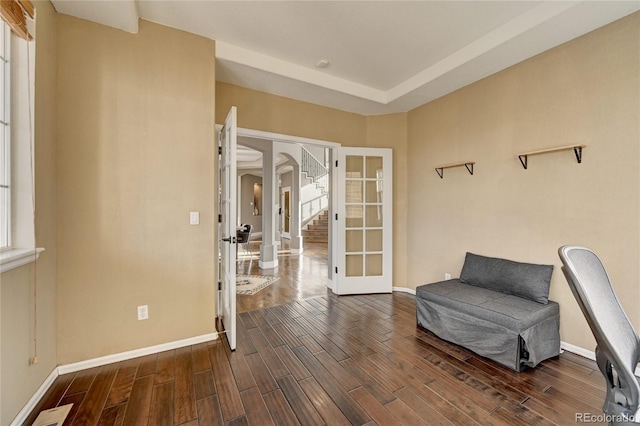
236 224 253 256
558 246 639 424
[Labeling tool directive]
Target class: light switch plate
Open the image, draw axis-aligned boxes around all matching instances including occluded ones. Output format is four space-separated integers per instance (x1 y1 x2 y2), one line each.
190 211 199 225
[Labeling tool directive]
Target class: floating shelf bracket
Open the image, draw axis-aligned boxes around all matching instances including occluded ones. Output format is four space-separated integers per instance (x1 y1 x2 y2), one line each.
518 145 586 170
435 161 475 179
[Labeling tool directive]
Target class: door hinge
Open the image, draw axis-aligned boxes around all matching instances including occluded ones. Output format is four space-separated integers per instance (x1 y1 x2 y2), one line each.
218 281 222 291
335 213 338 220
218 146 222 155
335 267 338 274
218 214 222 223
335 160 338 167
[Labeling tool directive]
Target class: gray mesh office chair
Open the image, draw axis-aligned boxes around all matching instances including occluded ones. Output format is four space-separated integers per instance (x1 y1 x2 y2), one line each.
559 246 639 425
236 224 253 257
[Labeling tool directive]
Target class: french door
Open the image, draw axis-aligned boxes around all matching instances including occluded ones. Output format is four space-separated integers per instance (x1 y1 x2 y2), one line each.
335 148 393 294
218 107 237 350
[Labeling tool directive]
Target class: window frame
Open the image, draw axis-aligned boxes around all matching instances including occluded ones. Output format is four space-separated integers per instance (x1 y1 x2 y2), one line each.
0 20 11 251
0 18 44 272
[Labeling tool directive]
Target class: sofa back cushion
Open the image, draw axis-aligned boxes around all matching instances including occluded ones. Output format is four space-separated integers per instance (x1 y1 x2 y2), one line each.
460 252 553 304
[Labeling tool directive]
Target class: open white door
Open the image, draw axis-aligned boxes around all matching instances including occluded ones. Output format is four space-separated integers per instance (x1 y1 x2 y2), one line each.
218 107 237 350
335 148 393 294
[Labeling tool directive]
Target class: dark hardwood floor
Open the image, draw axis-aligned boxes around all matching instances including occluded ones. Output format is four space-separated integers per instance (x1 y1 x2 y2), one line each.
26 292 607 425
236 240 330 313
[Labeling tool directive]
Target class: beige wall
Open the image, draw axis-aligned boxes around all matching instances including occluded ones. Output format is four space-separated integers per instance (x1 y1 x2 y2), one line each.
365 114 409 288
406 13 640 351
56 17 216 363
1 1 59 423
216 82 367 146
217 84 409 286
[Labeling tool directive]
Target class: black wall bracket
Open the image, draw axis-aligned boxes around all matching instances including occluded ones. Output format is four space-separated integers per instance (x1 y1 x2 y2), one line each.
435 161 475 179
518 145 585 170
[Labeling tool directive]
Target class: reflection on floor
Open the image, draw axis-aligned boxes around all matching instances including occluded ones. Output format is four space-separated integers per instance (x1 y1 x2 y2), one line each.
236 239 330 313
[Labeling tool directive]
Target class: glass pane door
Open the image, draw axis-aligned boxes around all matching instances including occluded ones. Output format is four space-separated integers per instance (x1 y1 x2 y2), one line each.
218 106 237 350
337 148 392 294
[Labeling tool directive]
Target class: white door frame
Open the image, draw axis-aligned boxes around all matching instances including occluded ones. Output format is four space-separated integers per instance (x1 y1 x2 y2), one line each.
281 185 291 239
216 126 340 291
214 126 395 295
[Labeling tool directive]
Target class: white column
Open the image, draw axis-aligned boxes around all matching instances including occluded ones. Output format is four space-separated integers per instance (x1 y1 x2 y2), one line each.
290 164 303 253
259 146 279 269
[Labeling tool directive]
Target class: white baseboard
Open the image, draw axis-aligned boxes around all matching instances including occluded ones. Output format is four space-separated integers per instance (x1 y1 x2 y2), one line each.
259 260 278 269
326 278 334 291
58 332 218 375
561 341 640 376
14 332 218 425
10 367 59 426
560 341 595 360
392 286 416 295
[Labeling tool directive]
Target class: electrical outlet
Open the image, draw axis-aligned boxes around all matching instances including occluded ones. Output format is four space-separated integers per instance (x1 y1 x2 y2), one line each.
137 305 149 320
445 273 451 280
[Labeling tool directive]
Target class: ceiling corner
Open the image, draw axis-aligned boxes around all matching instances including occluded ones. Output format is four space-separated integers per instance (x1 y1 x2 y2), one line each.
51 0 139 34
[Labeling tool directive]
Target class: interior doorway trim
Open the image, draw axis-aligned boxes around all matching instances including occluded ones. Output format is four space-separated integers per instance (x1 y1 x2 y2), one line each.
236 127 341 149
281 185 292 240
216 125 340 291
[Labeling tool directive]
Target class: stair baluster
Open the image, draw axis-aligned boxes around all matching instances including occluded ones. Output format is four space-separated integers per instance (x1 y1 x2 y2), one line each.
301 147 329 195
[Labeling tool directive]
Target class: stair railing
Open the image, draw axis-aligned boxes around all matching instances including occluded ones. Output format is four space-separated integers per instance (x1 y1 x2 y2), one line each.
301 147 329 194
301 194 329 227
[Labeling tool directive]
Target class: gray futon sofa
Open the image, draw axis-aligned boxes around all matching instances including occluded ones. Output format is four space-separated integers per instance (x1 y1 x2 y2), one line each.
416 252 561 371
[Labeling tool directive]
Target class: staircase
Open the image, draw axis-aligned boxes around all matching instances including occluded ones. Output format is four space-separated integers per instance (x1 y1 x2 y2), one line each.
301 147 329 195
302 209 329 243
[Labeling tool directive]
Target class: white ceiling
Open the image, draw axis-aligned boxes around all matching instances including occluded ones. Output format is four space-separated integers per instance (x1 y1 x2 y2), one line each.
236 141 290 172
51 1 640 115
237 145 262 164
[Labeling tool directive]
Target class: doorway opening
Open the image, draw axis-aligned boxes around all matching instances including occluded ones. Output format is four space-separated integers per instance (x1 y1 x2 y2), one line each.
281 186 291 239
234 133 336 313
218 113 394 350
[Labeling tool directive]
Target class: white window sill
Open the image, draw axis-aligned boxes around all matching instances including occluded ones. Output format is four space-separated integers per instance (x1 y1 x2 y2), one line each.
0 248 45 273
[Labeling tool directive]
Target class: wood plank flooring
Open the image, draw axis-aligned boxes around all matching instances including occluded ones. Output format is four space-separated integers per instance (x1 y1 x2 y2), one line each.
26 292 607 425
236 241 330 313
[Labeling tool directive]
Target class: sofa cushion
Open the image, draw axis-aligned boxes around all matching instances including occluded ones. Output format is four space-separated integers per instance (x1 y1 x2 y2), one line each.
459 252 553 304
416 279 559 331
415 279 561 371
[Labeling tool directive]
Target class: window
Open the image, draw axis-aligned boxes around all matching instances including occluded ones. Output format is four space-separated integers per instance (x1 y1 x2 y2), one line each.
0 15 42 272
0 20 9 250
